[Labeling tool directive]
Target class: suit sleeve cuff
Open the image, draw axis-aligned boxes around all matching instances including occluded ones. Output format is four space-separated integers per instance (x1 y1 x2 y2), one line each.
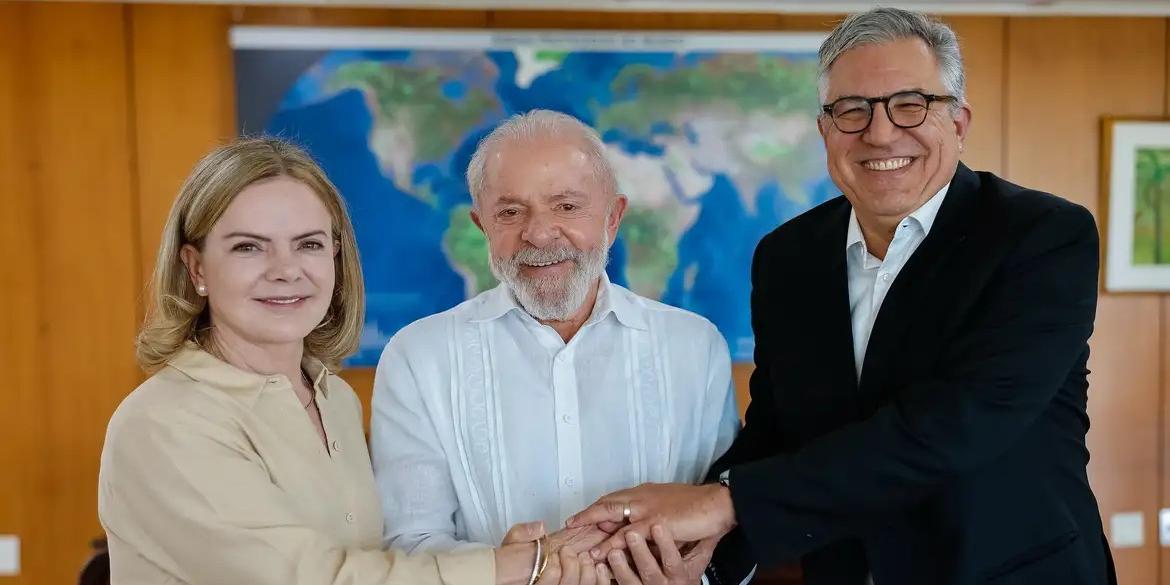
728 458 832 564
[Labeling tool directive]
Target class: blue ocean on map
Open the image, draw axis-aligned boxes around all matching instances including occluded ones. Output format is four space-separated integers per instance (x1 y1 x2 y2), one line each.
235 33 834 365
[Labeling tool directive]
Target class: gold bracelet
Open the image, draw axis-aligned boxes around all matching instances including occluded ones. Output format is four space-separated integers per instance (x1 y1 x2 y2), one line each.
526 537 542 585
535 535 550 582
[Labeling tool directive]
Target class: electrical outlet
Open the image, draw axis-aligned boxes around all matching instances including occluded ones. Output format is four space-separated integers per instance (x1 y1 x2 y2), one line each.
0 535 19 576
1111 512 1144 549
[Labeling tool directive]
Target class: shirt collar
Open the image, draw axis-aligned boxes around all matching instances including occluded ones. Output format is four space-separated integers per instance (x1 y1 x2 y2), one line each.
167 342 331 408
846 182 951 255
469 273 648 331
908 181 950 235
590 275 649 331
469 282 523 323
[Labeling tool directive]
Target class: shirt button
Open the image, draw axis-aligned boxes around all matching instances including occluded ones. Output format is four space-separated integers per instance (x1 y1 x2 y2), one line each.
345 513 355 524
880 273 891 282
562 414 575 424
564 477 576 488
331 440 342 453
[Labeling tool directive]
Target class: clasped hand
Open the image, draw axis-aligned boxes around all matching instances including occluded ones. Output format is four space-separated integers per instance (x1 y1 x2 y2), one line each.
510 482 736 585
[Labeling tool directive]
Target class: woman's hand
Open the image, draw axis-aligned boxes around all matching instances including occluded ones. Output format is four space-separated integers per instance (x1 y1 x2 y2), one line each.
496 521 613 585
495 522 544 585
502 522 547 545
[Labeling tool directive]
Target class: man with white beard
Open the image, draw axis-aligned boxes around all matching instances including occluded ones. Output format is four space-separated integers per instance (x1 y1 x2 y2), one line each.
370 110 740 580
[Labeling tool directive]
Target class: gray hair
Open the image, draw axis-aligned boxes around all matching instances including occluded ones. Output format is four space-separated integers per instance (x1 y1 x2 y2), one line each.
818 8 966 107
466 109 618 208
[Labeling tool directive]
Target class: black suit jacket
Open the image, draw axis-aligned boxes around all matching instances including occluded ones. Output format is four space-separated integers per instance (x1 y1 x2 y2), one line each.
708 164 1116 585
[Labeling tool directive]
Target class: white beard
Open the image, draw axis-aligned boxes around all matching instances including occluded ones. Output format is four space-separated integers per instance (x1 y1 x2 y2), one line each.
489 230 610 322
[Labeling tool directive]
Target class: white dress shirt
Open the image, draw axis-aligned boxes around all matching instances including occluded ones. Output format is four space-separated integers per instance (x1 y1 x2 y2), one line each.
370 275 740 553
847 184 949 377
847 185 947 585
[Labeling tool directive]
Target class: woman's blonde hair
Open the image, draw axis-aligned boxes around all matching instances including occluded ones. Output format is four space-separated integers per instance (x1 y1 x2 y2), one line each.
136 138 365 372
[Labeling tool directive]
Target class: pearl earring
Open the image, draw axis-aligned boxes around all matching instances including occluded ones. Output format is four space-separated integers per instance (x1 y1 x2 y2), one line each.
196 284 207 296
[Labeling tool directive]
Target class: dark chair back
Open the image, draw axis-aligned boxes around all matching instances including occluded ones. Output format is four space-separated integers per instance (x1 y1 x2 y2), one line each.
78 537 109 585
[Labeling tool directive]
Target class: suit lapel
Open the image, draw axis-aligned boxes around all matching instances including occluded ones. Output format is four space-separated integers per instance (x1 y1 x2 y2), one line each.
857 163 983 396
801 199 860 392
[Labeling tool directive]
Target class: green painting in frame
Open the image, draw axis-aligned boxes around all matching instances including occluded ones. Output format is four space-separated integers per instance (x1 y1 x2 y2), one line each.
1102 118 1170 291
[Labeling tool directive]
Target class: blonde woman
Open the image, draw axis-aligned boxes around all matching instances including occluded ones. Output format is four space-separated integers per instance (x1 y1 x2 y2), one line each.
98 138 606 585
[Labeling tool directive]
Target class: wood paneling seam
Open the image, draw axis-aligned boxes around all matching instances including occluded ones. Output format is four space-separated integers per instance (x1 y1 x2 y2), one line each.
122 3 147 325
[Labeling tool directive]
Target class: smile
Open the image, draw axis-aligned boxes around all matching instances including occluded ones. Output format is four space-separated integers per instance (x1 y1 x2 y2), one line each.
257 296 307 305
862 157 914 171
524 260 567 268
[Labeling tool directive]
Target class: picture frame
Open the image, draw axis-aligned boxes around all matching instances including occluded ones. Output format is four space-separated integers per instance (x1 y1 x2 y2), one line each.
231 26 831 365
1100 117 1170 291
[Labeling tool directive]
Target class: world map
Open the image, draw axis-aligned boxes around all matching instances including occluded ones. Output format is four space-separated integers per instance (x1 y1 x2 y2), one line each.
233 28 834 365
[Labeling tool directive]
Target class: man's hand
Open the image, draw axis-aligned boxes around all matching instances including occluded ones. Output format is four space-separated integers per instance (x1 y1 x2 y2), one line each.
603 524 719 585
565 483 735 560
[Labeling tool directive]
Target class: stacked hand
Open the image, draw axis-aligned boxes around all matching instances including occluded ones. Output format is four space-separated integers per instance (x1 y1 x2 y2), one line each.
506 482 736 584
597 525 720 585
501 522 609 585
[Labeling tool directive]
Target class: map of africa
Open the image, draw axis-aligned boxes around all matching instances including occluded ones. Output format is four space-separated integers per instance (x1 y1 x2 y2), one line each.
233 28 834 365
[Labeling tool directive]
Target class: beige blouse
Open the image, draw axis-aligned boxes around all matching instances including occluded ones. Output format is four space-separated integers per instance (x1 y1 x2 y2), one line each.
98 345 494 585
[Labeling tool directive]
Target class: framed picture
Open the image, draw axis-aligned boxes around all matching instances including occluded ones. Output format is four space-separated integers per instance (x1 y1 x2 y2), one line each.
231 26 831 365
1101 117 1170 292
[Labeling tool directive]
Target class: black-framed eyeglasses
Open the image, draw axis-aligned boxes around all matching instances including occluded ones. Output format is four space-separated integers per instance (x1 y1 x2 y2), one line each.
820 91 959 134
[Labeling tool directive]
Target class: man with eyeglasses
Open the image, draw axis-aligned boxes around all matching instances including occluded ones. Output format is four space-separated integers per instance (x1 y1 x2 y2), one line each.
566 7 1115 585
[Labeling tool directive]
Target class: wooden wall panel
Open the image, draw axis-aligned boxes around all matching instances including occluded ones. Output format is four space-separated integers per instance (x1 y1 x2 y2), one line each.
942 16 1005 175
1006 17 1167 585
231 7 842 31
36 5 141 585
732 364 753 419
1163 295 1170 585
131 4 237 291
0 4 46 585
486 9 839 30
1161 24 1170 584
4 6 1168 585
233 5 490 27
340 368 377 427
0 4 141 585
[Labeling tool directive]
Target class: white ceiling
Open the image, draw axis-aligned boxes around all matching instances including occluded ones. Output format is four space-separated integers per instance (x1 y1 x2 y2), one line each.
108 0 1170 16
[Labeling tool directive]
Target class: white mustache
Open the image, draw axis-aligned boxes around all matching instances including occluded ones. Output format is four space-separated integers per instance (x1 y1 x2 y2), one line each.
507 246 582 267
